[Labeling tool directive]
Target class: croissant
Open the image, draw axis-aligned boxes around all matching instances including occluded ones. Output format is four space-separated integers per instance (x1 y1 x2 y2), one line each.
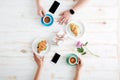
70 23 80 36
37 40 47 53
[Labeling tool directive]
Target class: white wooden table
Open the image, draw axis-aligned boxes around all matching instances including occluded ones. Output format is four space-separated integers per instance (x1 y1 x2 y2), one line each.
0 0 120 80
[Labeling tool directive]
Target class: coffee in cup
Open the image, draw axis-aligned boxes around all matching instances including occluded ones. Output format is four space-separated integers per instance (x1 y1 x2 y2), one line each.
70 57 76 64
43 16 51 24
68 56 78 65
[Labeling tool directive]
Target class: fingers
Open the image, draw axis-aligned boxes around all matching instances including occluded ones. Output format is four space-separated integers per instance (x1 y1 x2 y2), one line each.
79 60 81 65
78 58 81 64
38 10 46 17
33 53 38 61
58 15 68 24
33 53 35 59
58 17 64 24
65 19 68 24
33 53 45 61
61 18 69 24
61 18 66 24
58 11 70 24
63 18 69 24
73 0 78 2
42 9 46 16
76 58 81 66
33 53 35 56
58 11 65 24
33 53 39 60
78 58 81 62
33 53 37 58
42 56 44 61
38 11 43 17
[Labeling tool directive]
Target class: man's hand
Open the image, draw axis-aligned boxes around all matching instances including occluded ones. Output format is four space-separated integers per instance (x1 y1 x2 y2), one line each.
58 10 71 24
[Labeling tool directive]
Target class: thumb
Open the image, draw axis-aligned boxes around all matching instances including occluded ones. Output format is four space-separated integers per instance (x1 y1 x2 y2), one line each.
42 9 46 16
33 53 35 56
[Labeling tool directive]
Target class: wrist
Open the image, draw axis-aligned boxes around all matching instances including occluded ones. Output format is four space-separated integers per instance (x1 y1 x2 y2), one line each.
76 71 80 76
37 3 42 9
76 69 81 73
37 5 42 9
37 66 42 71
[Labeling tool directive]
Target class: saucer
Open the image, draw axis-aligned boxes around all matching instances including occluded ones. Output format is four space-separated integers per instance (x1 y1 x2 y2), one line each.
41 14 54 27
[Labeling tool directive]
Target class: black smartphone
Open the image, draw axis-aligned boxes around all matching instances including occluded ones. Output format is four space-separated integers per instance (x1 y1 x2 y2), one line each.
51 53 60 63
49 1 60 14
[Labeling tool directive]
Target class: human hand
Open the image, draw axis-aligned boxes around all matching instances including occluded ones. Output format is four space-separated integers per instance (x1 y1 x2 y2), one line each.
76 58 82 71
58 10 71 24
33 53 44 68
37 5 46 17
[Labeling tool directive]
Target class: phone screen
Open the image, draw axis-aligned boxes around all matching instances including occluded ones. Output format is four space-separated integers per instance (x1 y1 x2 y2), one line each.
51 53 60 63
49 1 60 14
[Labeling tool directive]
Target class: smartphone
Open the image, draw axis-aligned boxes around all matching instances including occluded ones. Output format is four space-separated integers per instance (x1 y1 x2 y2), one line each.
49 1 60 14
51 53 60 63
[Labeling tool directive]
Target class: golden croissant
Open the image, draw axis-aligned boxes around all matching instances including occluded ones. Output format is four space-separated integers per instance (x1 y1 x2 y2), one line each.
70 23 80 36
37 40 47 53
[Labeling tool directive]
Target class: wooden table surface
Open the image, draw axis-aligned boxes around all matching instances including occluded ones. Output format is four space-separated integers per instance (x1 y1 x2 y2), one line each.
0 0 120 80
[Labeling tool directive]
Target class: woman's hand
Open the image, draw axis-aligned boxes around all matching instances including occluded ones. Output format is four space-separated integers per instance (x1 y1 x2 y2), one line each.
58 10 71 24
76 58 82 71
74 58 82 80
34 53 44 80
33 53 44 68
37 5 46 17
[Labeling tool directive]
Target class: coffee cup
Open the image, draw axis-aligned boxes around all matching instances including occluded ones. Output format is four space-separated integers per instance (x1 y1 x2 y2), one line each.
68 56 78 65
43 16 51 24
66 54 78 66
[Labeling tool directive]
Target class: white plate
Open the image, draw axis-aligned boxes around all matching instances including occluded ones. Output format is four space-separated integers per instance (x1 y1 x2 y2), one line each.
32 38 51 56
66 21 85 40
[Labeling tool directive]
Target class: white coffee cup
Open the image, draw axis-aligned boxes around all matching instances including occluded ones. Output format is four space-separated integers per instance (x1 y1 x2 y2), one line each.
68 56 78 65
43 16 51 24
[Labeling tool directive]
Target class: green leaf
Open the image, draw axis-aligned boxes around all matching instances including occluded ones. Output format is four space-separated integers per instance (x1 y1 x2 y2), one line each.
77 47 84 53
81 52 86 55
84 42 88 46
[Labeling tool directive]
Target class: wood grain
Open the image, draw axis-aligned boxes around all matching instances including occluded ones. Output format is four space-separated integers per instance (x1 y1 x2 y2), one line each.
0 0 119 80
